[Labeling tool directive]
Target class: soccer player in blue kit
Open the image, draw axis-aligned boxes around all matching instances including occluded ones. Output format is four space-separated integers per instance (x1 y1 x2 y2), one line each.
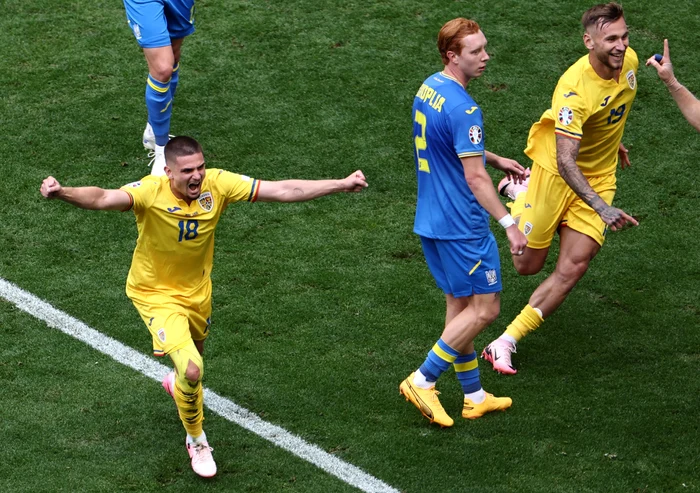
399 18 528 427
123 0 196 175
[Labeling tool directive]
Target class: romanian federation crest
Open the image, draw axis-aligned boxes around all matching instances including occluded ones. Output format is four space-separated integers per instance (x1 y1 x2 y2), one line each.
197 191 213 212
523 222 533 236
157 328 166 343
468 125 483 144
558 107 574 126
626 70 636 90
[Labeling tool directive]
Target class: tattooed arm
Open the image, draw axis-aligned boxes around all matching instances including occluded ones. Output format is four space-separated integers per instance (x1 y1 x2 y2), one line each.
556 135 638 231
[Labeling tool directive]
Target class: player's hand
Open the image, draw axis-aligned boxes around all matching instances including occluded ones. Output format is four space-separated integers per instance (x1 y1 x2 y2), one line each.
618 143 631 169
342 170 368 193
492 157 527 184
41 176 63 199
505 225 528 256
599 205 639 231
646 39 675 85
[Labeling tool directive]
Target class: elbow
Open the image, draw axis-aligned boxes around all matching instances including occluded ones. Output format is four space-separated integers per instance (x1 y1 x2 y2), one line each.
464 172 487 191
557 160 566 176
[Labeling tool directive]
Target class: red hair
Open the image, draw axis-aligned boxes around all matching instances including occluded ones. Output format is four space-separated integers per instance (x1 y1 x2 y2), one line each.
437 18 481 64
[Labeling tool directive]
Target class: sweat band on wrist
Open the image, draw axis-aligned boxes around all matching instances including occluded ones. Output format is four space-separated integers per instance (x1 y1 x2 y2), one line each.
498 214 515 229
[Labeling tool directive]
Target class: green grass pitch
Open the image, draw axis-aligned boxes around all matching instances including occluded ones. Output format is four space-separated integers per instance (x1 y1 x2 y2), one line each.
1 0 698 491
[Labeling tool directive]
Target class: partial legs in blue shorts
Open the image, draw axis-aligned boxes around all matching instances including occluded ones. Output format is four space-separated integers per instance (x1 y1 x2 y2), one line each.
123 0 195 175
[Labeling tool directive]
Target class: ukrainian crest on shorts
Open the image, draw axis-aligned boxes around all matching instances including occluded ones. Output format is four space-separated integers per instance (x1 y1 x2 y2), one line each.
469 125 482 144
558 107 574 126
197 191 213 212
485 269 498 286
626 70 636 90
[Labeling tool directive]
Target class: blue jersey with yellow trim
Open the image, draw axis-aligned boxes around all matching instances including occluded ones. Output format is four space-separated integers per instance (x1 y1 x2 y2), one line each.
121 169 259 306
525 48 638 177
412 71 489 240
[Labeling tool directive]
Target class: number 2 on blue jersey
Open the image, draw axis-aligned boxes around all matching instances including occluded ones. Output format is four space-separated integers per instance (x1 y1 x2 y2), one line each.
178 220 199 241
414 110 430 173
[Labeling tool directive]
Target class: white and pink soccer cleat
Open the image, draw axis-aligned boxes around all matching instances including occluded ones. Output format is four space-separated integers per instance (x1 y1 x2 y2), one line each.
481 339 518 375
187 438 217 478
498 168 530 201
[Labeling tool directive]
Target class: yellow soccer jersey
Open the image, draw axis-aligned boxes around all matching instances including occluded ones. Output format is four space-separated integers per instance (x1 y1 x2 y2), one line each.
525 47 638 177
120 169 260 305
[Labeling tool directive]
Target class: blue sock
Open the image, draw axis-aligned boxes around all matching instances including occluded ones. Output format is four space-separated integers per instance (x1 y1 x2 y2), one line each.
170 62 180 99
454 351 481 394
145 74 172 146
418 338 459 382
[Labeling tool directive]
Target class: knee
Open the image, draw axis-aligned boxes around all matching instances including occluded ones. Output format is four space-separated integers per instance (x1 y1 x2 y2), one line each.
514 258 543 276
555 260 590 288
149 62 175 84
184 360 202 383
476 304 500 327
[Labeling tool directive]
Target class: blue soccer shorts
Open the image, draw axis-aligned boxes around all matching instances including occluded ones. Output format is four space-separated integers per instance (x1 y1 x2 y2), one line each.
420 233 502 297
123 0 196 48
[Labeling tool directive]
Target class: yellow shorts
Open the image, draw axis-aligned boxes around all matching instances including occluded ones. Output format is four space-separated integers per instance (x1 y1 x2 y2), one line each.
518 164 617 249
131 296 212 357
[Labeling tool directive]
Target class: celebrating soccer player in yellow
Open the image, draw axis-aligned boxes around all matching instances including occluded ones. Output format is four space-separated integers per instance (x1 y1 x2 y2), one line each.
40 136 368 477
483 3 639 374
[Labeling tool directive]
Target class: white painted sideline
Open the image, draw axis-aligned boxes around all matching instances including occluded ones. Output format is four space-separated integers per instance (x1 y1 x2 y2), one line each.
1 277 398 493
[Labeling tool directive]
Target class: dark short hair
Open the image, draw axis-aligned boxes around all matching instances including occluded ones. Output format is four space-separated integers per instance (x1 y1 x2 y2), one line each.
437 18 481 64
582 2 624 31
164 136 203 166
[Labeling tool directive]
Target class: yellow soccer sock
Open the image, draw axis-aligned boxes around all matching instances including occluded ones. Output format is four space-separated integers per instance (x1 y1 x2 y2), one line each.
504 304 544 342
170 343 205 438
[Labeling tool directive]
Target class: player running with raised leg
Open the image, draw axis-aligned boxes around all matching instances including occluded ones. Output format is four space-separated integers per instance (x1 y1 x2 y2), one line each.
483 3 639 375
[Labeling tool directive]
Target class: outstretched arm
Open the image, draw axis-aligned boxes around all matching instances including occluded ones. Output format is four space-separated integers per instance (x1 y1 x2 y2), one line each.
646 39 700 132
255 170 367 203
40 176 132 211
556 135 638 231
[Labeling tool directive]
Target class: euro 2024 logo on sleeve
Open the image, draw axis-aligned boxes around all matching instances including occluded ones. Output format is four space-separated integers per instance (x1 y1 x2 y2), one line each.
469 125 482 145
558 107 574 126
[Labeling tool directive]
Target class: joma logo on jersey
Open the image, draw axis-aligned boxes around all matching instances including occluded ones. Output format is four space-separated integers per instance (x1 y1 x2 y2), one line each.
197 192 213 212
465 106 478 114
